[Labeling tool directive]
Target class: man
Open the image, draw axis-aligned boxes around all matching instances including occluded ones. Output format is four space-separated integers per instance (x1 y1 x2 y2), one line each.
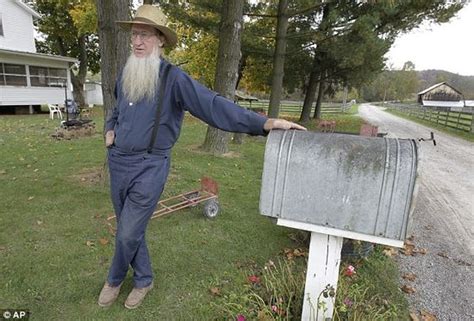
98 5 306 309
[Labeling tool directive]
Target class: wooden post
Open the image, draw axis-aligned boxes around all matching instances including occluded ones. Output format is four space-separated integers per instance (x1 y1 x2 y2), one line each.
470 112 474 133
301 232 343 321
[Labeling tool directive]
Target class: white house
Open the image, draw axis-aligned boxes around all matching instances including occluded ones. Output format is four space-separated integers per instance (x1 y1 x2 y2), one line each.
0 0 77 114
85 81 103 106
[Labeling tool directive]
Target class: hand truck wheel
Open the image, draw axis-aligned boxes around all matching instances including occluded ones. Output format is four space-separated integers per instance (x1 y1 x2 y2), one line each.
203 199 219 218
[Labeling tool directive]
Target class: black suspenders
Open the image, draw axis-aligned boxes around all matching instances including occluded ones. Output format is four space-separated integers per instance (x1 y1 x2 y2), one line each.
147 63 172 154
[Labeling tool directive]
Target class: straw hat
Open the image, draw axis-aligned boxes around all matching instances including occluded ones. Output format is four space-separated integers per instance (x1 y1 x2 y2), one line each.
116 5 177 48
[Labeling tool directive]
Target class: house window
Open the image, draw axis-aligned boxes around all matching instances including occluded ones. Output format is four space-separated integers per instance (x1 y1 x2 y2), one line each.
0 64 4 85
0 63 27 86
0 14 4 37
30 66 67 87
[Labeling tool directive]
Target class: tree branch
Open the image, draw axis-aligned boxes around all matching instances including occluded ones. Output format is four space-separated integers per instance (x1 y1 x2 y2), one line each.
288 3 324 17
244 13 277 18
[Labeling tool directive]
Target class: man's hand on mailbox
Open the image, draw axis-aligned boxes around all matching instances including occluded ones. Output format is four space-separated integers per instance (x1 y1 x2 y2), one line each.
264 118 307 132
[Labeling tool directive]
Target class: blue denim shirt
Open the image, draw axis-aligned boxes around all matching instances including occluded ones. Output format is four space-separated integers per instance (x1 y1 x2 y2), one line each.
105 59 267 153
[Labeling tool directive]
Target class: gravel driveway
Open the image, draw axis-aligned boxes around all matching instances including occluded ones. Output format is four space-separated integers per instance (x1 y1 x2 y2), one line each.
358 104 474 321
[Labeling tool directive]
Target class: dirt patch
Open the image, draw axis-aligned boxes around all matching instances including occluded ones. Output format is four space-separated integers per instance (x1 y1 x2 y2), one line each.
187 144 241 158
51 122 97 140
72 167 106 186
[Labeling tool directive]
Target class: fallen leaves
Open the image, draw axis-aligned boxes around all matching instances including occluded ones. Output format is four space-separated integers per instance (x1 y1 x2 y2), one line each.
402 272 417 281
383 246 398 257
415 248 428 255
401 240 415 256
401 269 417 294
401 237 428 256
453 258 472 267
421 310 437 321
437 252 472 266
209 287 221 296
401 284 416 294
410 312 420 321
86 237 109 248
283 248 307 260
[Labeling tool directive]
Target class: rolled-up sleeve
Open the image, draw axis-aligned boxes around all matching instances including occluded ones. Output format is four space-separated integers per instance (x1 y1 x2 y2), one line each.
173 71 267 136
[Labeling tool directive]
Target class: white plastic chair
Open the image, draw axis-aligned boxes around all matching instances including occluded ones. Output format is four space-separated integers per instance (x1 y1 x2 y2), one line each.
48 104 63 120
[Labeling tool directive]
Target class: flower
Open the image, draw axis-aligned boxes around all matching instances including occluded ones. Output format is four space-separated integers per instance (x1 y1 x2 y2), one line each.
343 297 353 308
344 265 356 277
271 304 286 316
247 275 261 284
236 314 246 321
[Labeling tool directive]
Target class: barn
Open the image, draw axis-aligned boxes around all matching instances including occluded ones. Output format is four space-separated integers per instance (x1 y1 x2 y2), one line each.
417 82 465 107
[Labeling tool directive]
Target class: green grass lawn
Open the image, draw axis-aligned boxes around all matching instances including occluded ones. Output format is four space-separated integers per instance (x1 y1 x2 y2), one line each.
0 107 407 320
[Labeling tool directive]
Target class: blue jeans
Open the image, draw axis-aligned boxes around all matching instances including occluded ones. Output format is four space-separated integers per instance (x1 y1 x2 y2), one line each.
106 147 170 288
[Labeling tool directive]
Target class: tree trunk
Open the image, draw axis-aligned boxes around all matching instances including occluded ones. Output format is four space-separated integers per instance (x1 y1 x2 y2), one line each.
232 132 244 144
95 0 130 133
299 54 320 123
70 35 88 107
313 72 326 120
233 54 247 144
202 0 244 154
70 75 85 107
303 3 330 122
267 0 289 118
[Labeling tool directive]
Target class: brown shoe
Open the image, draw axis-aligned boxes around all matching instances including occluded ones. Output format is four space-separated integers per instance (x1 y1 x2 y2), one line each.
124 282 154 309
98 282 122 307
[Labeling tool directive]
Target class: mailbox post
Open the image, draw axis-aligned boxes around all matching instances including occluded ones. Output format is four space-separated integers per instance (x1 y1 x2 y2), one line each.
260 131 419 320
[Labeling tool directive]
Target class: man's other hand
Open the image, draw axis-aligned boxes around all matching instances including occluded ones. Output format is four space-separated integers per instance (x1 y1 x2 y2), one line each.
105 130 115 148
263 118 307 132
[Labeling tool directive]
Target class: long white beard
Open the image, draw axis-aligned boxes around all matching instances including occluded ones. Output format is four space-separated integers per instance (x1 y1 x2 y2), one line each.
121 47 161 103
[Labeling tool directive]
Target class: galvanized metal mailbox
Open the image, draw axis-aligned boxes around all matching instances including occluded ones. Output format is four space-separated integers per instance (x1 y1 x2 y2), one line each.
259 130 419 321
260 130 419 247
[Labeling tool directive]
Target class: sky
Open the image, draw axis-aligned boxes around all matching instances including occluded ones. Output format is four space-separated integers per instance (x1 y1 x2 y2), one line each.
386 1 474 76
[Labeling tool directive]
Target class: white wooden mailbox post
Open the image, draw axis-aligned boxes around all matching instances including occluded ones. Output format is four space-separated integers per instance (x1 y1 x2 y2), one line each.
260 131 419 320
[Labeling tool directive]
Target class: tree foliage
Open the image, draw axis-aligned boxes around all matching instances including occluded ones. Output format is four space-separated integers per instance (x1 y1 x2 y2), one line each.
33 0 100 107
164 3 220 88
360 65 474 102
69 0 97 35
